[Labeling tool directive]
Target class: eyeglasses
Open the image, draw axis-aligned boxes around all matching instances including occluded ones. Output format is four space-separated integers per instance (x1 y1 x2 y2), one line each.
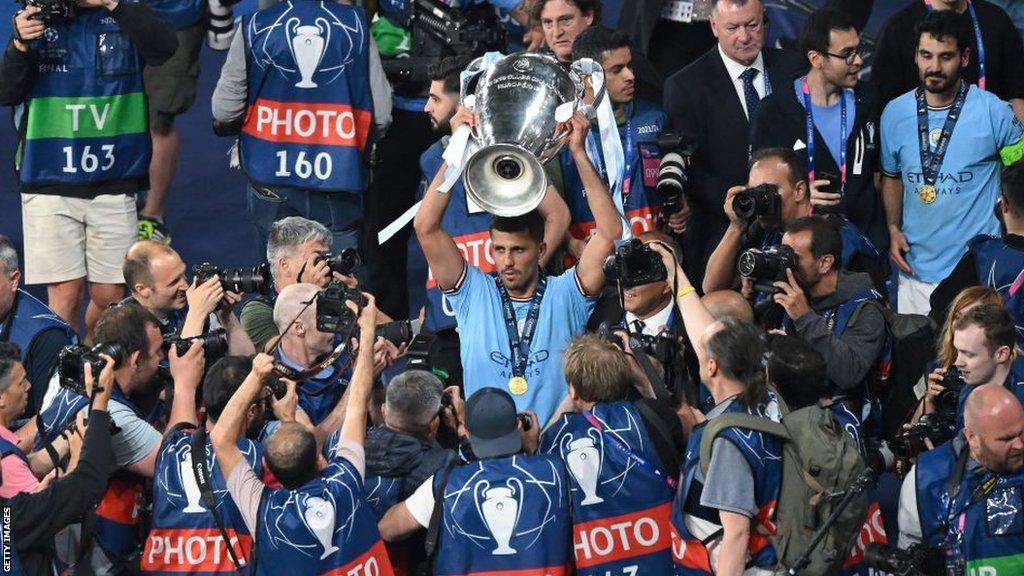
824 45 868 65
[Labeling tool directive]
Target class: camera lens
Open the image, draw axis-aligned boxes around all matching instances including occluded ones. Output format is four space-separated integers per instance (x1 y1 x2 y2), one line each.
732 190 756 220
737 250 760 277
221 264 269 294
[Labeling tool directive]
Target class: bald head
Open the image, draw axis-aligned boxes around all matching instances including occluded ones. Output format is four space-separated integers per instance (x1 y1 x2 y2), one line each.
123 240 179 290
964 384 1024 474
702 290 754 322
265 422 319 489
273 283 320 333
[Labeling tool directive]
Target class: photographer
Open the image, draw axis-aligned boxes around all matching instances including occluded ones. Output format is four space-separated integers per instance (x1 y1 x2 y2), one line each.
4 358 118 575
541 333 683 574
921 304 1024 431
123 240 255 355
140 355 272 574
212 298 394 574
896 385 1024 572
930 159 1024 341
554 26 676 261
377 387 573 574
240 217 359 352
772 216 887 426
413 56 569 390
0 235 77 418
0 0 177 341
702 147 884 296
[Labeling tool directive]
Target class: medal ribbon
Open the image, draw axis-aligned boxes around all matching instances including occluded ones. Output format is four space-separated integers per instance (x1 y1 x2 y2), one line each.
496 273 547 379
916 81 969 188
924 0 986 90
800 77 847 195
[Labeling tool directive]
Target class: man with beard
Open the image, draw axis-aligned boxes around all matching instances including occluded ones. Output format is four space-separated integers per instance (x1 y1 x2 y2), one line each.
880 10 1024 314
122 241 255 355
412 56 568 389
898 384 1024 571
414 102 620 426
751 8 887 251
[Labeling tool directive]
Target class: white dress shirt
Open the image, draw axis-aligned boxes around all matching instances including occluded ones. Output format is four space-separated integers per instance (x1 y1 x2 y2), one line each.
717 45 768 120
625 299 675 337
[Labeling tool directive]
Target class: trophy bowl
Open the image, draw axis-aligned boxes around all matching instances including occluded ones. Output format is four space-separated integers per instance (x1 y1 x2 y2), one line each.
463 52 586 217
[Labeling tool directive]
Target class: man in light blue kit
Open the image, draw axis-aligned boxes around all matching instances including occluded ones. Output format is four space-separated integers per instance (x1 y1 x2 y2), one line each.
880 9 1024 314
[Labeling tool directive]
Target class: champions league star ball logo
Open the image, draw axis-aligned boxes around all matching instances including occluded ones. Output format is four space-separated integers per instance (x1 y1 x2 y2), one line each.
248 1 364 89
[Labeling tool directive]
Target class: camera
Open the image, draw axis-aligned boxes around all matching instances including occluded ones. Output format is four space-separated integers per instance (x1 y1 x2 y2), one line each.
863 543 936 576
26 0 75 23
315 248 360 277
193 262 271 295
162 329 229 358
891 412 955 459
652 132 695 217
375 320 412 347
732 183 782 222
737 244 795 294
316 281 367 335
596 322 678 365
602 239 667 289
57 342 125 395
935 365 966 421
266 379 288 401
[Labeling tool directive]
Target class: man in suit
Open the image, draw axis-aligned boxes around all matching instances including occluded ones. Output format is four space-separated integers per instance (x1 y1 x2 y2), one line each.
663 0 805 290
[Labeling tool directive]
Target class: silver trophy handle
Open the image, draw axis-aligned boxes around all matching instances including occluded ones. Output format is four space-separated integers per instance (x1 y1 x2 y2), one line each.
570 58 607 120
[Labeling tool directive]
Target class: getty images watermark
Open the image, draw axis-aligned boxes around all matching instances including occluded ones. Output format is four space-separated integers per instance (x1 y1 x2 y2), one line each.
2 505 11 573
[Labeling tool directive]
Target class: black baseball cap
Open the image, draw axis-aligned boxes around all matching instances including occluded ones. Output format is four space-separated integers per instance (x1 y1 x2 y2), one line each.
465 387 522 458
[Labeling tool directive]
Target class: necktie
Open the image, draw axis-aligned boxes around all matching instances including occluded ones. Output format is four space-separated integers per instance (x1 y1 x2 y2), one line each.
740 67 761 121
632 319 647 335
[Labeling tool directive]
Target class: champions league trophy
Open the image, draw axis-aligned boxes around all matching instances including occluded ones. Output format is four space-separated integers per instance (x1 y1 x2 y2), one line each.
288 18 330 89
474 478 524 555
456 52 606 217
180 451 206 513
561 430 604 506
302 496 339 559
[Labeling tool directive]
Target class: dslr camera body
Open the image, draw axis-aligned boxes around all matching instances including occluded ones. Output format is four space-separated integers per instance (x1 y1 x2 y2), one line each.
732 183 782 223
58 342 124 395
26 0 75 23
603 239 667 289
315 248 360 276
316 281 367 335
193 262 271 295
737 244 795 295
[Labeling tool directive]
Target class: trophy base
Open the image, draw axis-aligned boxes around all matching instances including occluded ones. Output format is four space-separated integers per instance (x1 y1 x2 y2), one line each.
580 495 605 506
492 545 517 555
319 545 339 560
183 504 205 513
295 80 318 88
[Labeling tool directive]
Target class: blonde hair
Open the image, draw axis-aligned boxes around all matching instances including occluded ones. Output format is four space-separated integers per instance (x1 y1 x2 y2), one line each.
937 286 1004 367
562 334 632 403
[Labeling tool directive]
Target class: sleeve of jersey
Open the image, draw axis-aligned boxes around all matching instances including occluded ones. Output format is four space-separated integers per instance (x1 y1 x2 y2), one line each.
404 474 437 529
995 98 1024 166
878 104 901 177
896 469 923 549
442 263 485 317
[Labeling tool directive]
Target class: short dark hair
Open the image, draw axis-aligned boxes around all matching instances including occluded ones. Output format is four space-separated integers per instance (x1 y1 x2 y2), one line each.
490 209 545 244
916 9 971 54
954 303 1016 355
749 147 807 188
798 7 855 58
704 317 768 407
785 216 843 266
265 422 318 489
203 356 254 421
768 335 827 411
1002 159 1024 218
531 0 601 23
428 56 471 96
0 342 22 394
572 26 629 63
93 303 160 359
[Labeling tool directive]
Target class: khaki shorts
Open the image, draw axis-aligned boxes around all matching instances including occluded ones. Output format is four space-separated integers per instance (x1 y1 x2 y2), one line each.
21 193 137 285
143 24 203 131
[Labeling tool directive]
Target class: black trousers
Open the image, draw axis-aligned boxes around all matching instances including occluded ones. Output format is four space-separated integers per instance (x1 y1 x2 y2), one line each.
364 109 438 319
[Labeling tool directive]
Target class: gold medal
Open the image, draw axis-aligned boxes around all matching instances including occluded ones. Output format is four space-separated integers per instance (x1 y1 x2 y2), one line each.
508 376 528 395
918 184 937 205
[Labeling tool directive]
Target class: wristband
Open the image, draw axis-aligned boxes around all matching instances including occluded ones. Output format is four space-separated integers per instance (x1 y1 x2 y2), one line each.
676 286 696 300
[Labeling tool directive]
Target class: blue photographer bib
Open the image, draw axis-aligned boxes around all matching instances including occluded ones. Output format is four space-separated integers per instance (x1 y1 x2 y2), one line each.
16 7 150 186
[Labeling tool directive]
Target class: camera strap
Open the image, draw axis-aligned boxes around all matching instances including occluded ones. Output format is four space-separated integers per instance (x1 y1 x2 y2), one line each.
800 76 847 195
189 427 246 571
940 443 999 564
495 274 547 380
916 80 969 189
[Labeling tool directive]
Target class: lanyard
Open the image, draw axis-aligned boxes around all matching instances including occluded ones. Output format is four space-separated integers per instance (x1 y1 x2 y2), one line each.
942 447 1000 572
916 81 969 187
588 109 638 206
496 274 547 378
800 77 847 192
925 0 987 90
582 411 678 490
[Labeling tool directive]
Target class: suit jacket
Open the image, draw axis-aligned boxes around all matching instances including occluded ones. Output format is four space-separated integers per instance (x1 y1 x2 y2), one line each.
663 46 805 286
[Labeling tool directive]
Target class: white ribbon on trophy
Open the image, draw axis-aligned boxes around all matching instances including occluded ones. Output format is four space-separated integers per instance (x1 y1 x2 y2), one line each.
302 496 340 559
287 17 330 89
560 428 605 506
180 451 206 513
474 477 524 555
